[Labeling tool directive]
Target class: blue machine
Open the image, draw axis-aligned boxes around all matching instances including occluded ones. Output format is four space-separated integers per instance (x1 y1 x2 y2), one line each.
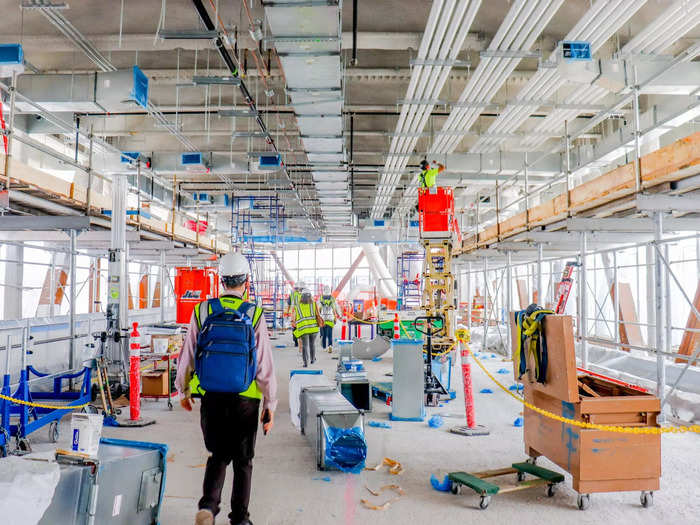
0 328 91 455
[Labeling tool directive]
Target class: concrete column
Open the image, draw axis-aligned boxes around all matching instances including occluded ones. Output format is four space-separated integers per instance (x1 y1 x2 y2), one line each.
3 244 23 320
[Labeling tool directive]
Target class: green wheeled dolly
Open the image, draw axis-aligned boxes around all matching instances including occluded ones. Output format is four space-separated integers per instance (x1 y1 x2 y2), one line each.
448 459 565 510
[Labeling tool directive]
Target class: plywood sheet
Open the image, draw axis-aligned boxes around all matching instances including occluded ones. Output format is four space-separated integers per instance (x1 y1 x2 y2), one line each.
677 280 700 365
462 132 700 253
578 431 661 482
516 279 528 309
611 282 644 352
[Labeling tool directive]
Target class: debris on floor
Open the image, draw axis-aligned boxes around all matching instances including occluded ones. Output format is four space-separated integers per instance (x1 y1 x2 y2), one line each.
479 388 494 394
513 417 524 427
312 476 332 482
360 484 405 510
365 457 404 475
367 421 392 429
497 368 510 374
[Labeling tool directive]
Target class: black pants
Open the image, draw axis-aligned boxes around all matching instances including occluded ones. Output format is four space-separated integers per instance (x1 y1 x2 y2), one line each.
320 324 333 349
199 393 260 524
293 333 298 347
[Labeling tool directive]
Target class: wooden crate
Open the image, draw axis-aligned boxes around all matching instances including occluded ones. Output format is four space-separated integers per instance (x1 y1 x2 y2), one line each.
510 314 661 495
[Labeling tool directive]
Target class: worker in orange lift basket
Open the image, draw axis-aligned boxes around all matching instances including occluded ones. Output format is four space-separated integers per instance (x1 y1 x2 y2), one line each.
418 158 445 192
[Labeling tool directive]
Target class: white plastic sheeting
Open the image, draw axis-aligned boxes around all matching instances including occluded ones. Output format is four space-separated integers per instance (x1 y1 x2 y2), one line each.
0 454 60 525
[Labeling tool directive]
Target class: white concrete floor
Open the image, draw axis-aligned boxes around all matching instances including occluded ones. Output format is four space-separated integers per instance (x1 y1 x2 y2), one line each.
40 332 700 524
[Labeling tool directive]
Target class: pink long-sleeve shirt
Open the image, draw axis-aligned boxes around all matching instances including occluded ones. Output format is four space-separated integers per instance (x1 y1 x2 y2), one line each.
175 295 278 412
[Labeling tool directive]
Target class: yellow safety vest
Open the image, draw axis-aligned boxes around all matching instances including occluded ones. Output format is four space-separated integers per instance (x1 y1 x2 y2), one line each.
419 167 440 188
189 296 263 399
294 301 319 338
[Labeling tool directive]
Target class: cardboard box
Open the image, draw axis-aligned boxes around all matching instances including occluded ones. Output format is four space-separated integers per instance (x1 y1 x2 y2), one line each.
141 370 169 396
150 333 184 354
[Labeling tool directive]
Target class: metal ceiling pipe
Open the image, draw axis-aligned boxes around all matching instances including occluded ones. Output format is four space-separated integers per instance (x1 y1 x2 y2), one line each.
373 0 482 218
8 190 82 216
471 0 647 154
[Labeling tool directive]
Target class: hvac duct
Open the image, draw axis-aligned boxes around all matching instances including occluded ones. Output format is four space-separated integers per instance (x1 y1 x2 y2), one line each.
15 68 148 113
361 244 398 299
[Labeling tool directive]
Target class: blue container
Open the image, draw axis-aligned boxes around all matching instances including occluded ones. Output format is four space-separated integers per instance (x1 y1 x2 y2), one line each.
0 44 23 65
131 65 149 108
181 152 204 166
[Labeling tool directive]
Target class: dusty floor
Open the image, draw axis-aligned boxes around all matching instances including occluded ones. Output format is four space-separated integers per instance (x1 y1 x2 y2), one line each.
39 332 700 524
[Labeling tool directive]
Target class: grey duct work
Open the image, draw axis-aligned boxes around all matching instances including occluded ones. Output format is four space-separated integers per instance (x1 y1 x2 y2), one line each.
299 384 367 472
264 1 352 236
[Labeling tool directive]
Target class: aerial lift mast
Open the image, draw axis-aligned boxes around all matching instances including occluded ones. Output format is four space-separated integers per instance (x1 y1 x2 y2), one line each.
418 187 460 405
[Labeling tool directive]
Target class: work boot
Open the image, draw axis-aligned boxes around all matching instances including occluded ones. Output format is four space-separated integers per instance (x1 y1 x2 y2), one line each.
195 509 214 525
327 345 333 353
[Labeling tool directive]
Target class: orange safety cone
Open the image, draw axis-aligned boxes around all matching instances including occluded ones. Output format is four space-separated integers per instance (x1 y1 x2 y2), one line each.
129 322 141 421
393 313 400 339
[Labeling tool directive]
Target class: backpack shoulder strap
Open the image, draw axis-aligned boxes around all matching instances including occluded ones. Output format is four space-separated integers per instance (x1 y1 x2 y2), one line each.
208 298 224 316
239 301 262 327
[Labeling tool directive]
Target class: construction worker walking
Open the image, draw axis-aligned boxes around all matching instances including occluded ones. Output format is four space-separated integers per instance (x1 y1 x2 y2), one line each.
175 252 278 525
292 288 324 367
318 286 340 353
285 281 305 347
418 159 445 191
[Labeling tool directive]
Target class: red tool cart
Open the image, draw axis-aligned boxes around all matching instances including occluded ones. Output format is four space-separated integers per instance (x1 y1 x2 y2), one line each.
174 267 219 324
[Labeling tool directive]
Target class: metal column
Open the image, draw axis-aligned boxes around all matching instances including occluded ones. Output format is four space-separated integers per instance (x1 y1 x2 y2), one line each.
159 250 166 323
580 232 589 368
505 251 512 359
466 262 472 332
536 243 543 304
482 257 488 354
613 251 620 344
2 72 17 191
69 229 77 372
654 212 666 415
632 65 642 192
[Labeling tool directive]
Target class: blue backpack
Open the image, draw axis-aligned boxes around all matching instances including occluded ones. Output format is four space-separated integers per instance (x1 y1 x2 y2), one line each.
195 298 257 393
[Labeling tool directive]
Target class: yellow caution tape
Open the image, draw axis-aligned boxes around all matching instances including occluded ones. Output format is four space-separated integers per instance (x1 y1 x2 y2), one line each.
0 392 90 410
456 337 700 435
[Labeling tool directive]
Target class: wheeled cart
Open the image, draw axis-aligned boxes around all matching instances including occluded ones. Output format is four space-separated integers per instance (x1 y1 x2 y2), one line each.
448 460 565 509
0 328 91 455
510 314 661 510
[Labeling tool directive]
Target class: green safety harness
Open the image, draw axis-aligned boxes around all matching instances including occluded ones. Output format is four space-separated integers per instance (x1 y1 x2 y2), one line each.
514 305 555 384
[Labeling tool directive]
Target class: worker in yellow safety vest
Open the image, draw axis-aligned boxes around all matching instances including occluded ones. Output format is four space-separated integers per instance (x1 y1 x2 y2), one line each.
285 281 305 348
418 158 445 190
318 285 340 353
175 252 278 525
292 288 324 367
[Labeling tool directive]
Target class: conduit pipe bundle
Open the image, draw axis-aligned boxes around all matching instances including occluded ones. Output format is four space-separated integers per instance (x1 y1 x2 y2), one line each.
520 0 700 151
392 0 565 214
370 0 482 219
470 0 652 154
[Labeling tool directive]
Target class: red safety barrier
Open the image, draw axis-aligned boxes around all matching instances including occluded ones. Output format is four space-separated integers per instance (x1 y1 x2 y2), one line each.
461 347 476 428
341 315 348 339
393 313 400 340
129 322 141 421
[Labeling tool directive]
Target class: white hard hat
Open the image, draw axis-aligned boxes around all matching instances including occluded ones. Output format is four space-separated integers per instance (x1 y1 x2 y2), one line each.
301 288 312 296
323 285 331 294
296 280 306 289
219 252 250 277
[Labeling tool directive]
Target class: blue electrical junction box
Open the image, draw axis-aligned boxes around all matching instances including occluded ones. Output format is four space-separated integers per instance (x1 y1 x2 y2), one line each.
562 41 591 61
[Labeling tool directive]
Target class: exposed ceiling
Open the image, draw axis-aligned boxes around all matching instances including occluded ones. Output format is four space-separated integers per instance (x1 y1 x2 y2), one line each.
1 0 699 242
